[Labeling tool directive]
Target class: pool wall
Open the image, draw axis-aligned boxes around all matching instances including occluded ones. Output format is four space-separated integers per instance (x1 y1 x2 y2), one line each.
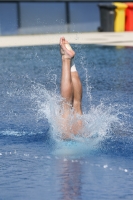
0 2 100 35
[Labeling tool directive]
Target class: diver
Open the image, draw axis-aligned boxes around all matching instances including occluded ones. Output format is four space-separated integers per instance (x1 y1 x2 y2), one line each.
59 37 83 138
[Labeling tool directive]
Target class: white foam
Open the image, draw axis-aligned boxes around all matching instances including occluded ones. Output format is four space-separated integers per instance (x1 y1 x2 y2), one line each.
30 82 126 156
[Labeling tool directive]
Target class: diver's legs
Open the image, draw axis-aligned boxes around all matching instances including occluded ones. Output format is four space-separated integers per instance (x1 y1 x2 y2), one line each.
60 58 73 117
70 70 83 135
60 37 82 116
71 71 82 115
59 37 83 136
60 37 75 117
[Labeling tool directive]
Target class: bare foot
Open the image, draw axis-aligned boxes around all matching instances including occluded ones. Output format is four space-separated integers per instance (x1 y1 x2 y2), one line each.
60 37 75 59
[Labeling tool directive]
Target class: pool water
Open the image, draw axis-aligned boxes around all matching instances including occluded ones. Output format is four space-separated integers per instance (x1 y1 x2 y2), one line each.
0 45 133 200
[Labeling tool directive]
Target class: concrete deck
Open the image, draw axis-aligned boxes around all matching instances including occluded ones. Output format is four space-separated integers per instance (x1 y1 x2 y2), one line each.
0 32 133 47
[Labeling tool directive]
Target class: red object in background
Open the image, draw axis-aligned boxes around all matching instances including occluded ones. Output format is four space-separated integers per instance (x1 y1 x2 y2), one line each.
125 3 133 31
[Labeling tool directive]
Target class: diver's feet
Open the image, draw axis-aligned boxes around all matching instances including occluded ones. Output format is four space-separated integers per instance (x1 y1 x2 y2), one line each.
60 37 75 59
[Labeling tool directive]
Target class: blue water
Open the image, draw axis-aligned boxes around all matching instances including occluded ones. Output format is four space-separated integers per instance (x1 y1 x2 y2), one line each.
0 44 133 199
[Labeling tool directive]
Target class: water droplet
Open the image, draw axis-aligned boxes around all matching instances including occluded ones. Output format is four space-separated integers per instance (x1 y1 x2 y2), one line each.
103 165 108 168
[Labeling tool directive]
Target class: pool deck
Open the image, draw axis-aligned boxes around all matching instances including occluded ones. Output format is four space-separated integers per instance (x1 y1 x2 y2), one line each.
0 32 133 47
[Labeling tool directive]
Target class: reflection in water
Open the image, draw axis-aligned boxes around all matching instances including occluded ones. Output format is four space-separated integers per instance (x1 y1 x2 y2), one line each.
60 160 82 200
116 46 124 50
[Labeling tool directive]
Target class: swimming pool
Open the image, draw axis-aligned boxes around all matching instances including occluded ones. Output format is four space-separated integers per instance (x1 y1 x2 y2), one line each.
0 44 133 199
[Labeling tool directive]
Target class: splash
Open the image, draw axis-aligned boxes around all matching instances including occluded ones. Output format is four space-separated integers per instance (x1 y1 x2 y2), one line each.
31 82 126 155
1 73 132 157
1 45 132 157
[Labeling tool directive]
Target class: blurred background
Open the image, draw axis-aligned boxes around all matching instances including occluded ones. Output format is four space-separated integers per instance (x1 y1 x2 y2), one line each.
0 1 100 35
0 0 131 35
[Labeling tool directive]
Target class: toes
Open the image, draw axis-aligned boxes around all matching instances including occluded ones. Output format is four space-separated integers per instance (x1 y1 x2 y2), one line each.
60 37 75 58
